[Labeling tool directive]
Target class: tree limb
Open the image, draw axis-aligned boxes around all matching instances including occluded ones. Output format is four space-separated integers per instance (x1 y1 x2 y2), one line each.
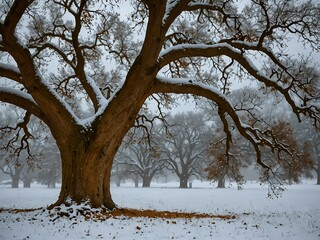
0 87 48 123
152 76 271 170
157 42 319 123
0 63 22 83
3 0 34 35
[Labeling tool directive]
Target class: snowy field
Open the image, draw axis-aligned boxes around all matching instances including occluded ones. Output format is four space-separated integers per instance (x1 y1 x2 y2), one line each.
0 181 319 240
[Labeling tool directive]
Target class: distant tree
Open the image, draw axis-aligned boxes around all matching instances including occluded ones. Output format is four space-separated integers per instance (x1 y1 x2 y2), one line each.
117 134 165 187
290 116 320 184
20 163 35 188
111 162 124 187
205 86 315 188
0 106 46 187
205 130 250 188
160 113 211 188
35 136 61 188
0 140 36 188
309 129 320 185
284 116 319 184
203 86 262 188
111 160 129 187
260 120 313 186
0 0 319 209
0 160 23 188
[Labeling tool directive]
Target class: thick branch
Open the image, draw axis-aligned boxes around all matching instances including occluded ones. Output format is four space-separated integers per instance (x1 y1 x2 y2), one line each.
162 0 192 30
158 43 318 122
71 0 101 110
1 2 80 135
0 63 22 83
0 87 48 123
152 77 271 169
3 0 34 35
158 43 241 68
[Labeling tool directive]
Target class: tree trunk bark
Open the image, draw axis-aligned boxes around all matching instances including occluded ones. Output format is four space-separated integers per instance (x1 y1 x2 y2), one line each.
317 165 320 185
48 181 56 188
50 97 149 209
134 175 139 188
51 139 117 210
12 177 19 188
116 175 121 187
217 176 226 188
49 54 158 210
142 176 152 187
179 177 188 188
11 167 21 188
23 179 31 188
49 164 57 188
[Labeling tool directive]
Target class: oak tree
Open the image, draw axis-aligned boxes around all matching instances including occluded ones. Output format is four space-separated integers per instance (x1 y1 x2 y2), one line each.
0 0 319 209
160 112 212 188
115 128 165 187
261 120 313 184
205 130 249 188
0 106 45 188
294 118 320 184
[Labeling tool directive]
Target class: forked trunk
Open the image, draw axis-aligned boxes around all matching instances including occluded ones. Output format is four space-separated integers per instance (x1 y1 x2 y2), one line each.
49 54 158 210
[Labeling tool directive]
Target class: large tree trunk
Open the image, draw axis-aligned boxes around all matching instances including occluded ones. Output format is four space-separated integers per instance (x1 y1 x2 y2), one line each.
49 50 160 210
51 77 152 209
51 140 117 209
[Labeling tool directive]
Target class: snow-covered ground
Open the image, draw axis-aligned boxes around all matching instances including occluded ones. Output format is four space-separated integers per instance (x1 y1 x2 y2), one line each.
0 181 319 240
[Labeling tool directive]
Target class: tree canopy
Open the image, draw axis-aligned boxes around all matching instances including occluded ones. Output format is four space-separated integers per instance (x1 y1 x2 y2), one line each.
0 0 319 209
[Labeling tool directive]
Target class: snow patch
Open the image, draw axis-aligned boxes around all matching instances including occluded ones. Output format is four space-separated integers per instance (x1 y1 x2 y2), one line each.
158 43 242 61
0 86 36 103
0 63 20 74
0 182 319 239
162 0 181 25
